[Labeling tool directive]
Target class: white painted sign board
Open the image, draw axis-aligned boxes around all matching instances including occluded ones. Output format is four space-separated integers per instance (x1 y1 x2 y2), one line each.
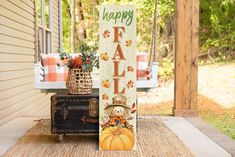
99 5 137 150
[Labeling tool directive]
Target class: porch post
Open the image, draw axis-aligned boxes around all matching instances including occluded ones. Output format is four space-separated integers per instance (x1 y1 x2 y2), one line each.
174 0 199 116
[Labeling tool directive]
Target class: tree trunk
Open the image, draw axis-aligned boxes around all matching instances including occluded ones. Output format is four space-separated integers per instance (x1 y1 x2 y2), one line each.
71 0 75 52
77 0 87 40
149 0 158 66
63 0 80 44
63 0 71 17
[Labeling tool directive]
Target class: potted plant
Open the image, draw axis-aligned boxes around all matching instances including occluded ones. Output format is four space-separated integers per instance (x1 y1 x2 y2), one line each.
58 41 99 95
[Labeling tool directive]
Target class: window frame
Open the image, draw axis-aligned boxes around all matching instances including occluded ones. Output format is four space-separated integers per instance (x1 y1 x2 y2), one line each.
37 0 52 55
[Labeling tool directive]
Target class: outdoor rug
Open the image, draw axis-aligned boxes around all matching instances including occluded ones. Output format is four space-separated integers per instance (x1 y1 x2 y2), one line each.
3 118 193 157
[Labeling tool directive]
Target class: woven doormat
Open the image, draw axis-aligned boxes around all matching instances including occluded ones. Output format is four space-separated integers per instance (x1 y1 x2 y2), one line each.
3 118 193 157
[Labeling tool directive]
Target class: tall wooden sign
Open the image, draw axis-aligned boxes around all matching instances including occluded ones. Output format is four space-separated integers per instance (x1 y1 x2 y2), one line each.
99 5 137 150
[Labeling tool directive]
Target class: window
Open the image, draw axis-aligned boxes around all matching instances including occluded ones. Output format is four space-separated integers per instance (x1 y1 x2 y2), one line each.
36 0 52 55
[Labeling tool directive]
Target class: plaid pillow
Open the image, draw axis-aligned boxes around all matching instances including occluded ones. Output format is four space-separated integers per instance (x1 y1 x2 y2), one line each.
136 53 149 80
41 54 69 82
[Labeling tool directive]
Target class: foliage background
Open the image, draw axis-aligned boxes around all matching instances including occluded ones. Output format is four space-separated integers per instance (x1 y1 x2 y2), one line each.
61 0 235 80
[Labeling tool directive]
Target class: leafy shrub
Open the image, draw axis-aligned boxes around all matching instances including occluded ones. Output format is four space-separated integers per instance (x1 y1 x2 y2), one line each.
158 58 174 81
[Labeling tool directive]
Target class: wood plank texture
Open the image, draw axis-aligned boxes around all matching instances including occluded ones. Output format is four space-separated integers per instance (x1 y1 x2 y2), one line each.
20 0 34 9
0 6 34 28
0 53 34 62
0 76 33 91
0 90 42 111
51 0 59 52
0 94 51 126
0 34 34 48
0 44 34 55
174 0 199 116
174 0 186 111
0 15 34 34
0 24 34 41
0 83 34 100
190 0 199 110
0 69 33 81
0 1 34 21
0 63 33 71
184 0 192 110
0 0 61 126
8 0 34 15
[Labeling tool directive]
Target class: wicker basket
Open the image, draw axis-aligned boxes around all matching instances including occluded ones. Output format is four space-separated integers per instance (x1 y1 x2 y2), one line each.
66 68 92 95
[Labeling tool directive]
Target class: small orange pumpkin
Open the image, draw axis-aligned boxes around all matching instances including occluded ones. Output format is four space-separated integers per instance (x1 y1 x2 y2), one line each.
100 126 135 150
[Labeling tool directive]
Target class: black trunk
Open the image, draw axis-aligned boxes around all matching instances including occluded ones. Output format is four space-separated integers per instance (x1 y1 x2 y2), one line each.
51 94 99 134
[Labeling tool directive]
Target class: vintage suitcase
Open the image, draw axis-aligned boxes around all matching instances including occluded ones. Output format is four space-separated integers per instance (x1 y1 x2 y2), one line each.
51 94 99 140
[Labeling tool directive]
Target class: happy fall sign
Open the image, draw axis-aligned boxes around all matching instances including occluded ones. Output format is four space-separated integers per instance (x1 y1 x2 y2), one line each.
99 5 137 150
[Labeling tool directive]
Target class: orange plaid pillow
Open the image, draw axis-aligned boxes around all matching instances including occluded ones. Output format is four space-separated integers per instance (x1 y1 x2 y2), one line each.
136 53 149 80
41 54 68 82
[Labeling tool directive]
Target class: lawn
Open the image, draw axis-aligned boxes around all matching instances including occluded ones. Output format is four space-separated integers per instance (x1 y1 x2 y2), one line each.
138 94 235 140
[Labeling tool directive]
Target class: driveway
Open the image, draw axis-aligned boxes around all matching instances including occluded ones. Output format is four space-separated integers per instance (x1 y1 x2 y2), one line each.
138 63 235 108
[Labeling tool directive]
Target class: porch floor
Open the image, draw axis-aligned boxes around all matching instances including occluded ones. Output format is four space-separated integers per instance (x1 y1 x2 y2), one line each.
0 116 234 157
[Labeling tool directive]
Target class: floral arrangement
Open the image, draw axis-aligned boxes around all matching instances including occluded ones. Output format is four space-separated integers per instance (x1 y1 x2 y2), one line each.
57 41 99 71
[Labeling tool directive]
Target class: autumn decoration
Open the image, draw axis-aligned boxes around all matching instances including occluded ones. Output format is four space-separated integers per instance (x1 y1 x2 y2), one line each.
103 30 110 38
100 95 135 150
102 94 109 100
99 5 137 150
58 46 98 71
126 80 134 88
127 66 134 72
102 80 110 88
58 41 98 94
100 126 135 150
126 40 132 47
100 52 109 61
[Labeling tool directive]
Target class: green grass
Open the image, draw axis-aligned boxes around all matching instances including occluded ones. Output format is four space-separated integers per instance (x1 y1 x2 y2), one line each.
198 56 235 66
138 95 235 140
199 109 235 140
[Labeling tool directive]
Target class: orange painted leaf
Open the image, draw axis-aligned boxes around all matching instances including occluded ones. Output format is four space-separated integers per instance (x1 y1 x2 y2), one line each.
131 110 136 114
102 30 110 38
127 117 134 120
132 103 135 109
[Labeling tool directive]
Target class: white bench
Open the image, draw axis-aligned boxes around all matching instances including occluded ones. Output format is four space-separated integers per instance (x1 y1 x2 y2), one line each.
34 62 158 90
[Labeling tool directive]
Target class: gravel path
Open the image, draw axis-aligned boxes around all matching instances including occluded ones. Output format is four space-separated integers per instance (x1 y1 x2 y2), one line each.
138 63 235 108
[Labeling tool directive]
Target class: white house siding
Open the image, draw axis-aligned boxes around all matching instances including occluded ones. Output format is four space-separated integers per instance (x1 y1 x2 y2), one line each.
0 0 60 126
52 0 59 52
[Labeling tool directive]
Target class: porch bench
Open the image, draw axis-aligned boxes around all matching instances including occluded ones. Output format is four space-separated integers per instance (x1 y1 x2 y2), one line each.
34 62 158 90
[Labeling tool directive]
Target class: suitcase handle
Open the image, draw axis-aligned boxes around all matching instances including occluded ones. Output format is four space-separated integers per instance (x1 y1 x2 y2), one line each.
81 116 98 124
61 104 69 120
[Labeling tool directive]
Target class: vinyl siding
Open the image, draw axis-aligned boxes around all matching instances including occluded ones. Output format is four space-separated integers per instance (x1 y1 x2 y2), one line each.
0 0 60 126
52 0 59 52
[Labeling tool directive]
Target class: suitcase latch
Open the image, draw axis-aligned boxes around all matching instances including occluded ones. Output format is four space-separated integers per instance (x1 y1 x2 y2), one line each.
89 98 98 117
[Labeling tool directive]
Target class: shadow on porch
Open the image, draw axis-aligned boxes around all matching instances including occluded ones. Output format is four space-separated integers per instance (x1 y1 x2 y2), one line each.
1 116 234 157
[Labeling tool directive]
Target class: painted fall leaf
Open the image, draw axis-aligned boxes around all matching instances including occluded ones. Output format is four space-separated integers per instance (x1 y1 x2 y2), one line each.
126 40 132 47
127 66 134 72
127 117 134 120
131 110 136 114
102 80 110 88
102 94 109 100
103 30 110 38
100 52 109 61
132 103 136 109
126 80 134 88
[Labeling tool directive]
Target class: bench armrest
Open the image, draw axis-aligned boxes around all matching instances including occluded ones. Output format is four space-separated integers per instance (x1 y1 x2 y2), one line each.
34 63 43 84
149 62 158 80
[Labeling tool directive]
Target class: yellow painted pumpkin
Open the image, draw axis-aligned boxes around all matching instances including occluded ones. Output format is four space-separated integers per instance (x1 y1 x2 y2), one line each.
100 126 135 150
